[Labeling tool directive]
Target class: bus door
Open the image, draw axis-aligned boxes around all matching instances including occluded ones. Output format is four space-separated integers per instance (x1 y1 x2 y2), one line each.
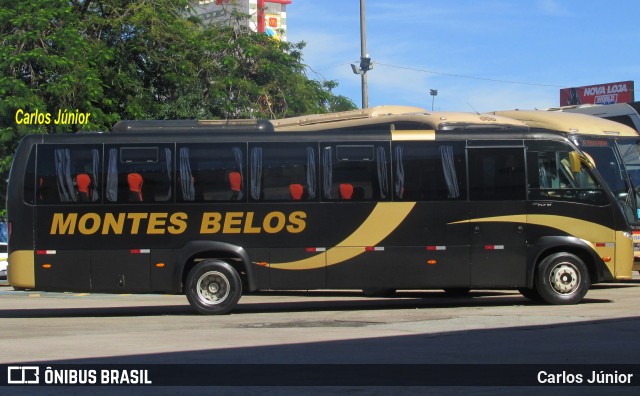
389 141 470 288
467 146 527 287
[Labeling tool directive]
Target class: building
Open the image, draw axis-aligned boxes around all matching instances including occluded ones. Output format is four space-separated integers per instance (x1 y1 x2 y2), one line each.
191 0 292 41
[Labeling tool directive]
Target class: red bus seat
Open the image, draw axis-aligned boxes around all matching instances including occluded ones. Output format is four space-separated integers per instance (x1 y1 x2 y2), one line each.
76 173 92 202
339 183 353 200
127 173 143 202
290 184 304 200
228 171 242 200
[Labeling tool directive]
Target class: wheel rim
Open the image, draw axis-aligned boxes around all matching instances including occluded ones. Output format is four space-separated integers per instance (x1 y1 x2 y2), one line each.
195 271 230 306
549 262 580 295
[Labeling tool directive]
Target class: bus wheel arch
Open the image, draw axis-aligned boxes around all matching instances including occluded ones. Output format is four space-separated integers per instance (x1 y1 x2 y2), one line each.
534 251 591 305
177 241 256 294
185 259 242 315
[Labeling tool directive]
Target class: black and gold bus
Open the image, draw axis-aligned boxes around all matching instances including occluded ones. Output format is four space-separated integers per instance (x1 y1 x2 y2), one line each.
7 107 635 314
492 109 640 270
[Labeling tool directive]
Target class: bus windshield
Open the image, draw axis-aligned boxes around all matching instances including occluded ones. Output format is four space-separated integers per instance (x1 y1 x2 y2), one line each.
578 136 640 224
617 138 640 221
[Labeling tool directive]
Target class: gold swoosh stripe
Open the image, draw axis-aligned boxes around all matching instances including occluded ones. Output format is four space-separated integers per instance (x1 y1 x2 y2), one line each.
452 214 614 243
271 202 416 270
454 214 622 277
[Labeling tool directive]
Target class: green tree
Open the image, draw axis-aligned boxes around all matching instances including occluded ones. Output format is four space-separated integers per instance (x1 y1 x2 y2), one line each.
197 12 355 119
0 0 356 208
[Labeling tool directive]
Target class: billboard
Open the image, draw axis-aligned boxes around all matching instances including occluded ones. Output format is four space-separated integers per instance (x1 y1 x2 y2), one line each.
560 81 634 106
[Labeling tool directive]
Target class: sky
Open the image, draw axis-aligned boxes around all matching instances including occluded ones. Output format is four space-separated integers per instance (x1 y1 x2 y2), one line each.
286 0 640 113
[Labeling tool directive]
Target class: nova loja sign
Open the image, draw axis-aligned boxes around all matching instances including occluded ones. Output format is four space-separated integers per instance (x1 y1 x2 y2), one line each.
560 81 634 106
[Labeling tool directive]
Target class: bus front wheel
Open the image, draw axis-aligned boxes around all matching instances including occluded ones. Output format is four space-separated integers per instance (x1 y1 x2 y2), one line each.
534 253 589 305
185 260 242 315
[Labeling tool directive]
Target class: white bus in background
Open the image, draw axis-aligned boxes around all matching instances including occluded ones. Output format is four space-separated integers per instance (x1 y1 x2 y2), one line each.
547 102 640 133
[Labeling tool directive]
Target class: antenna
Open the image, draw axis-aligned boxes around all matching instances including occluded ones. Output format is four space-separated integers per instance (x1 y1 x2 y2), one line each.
467 102 480 115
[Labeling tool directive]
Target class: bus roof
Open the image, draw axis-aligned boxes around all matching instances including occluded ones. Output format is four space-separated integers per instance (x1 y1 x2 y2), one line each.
272 105 528 132
112 118 274 133
545 103 640 117
489 109 639 137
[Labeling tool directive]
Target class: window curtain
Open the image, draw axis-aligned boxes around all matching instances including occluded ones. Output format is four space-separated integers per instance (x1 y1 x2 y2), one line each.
250 147 262 200
55 148 75 202
306 146 317 199
394 145 405 198
106 148 118 202
179 147 195 201
164 147 172 200
322 147 333 199
90 148 100 201
440 145 460 198
233 147 244 200
376 146 389 199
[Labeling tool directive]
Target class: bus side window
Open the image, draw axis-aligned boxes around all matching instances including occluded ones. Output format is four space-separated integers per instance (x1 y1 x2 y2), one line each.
526 140 606 205
322 143 389 201
250 143 317 201
36 145 101 204
177 144 245 202
468 148 526 201
392 142 466 201
108 145 173 203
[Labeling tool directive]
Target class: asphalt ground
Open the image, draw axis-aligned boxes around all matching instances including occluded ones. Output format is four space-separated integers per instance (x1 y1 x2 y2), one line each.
1 274 639 395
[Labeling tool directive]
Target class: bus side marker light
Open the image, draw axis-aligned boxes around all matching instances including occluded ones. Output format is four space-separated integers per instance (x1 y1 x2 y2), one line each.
42 264 52 269
427 260 437 265
602 256 612 263
257 262 268 267
595 242 615 248
130 249 151 254
484 245 504 250
155 263 165 268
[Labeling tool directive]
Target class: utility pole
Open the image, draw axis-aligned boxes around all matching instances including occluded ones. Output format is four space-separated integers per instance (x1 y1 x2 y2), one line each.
351 0 372 109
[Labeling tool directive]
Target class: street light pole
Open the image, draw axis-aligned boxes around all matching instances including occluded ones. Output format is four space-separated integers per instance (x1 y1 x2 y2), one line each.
360 0 368 109
351 0 373 109
430 89 438 111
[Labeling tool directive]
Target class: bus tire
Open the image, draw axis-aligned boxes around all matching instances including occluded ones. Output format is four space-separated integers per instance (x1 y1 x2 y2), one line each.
185 260 242 315
534 253 589 305
443 288 471 296
518 287 543 302
362 288 396 297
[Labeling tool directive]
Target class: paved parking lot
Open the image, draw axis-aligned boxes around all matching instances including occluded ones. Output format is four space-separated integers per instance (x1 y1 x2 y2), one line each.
1 277 639 395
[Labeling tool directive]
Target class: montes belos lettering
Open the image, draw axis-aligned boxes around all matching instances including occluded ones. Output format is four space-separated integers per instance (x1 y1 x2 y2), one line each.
49 211 307 235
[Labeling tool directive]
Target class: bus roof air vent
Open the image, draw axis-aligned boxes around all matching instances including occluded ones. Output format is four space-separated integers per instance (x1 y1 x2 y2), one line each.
111 119 274 133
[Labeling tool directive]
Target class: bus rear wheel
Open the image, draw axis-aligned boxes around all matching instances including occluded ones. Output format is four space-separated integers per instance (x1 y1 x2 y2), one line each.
534 253 589 305
185 260 242 315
